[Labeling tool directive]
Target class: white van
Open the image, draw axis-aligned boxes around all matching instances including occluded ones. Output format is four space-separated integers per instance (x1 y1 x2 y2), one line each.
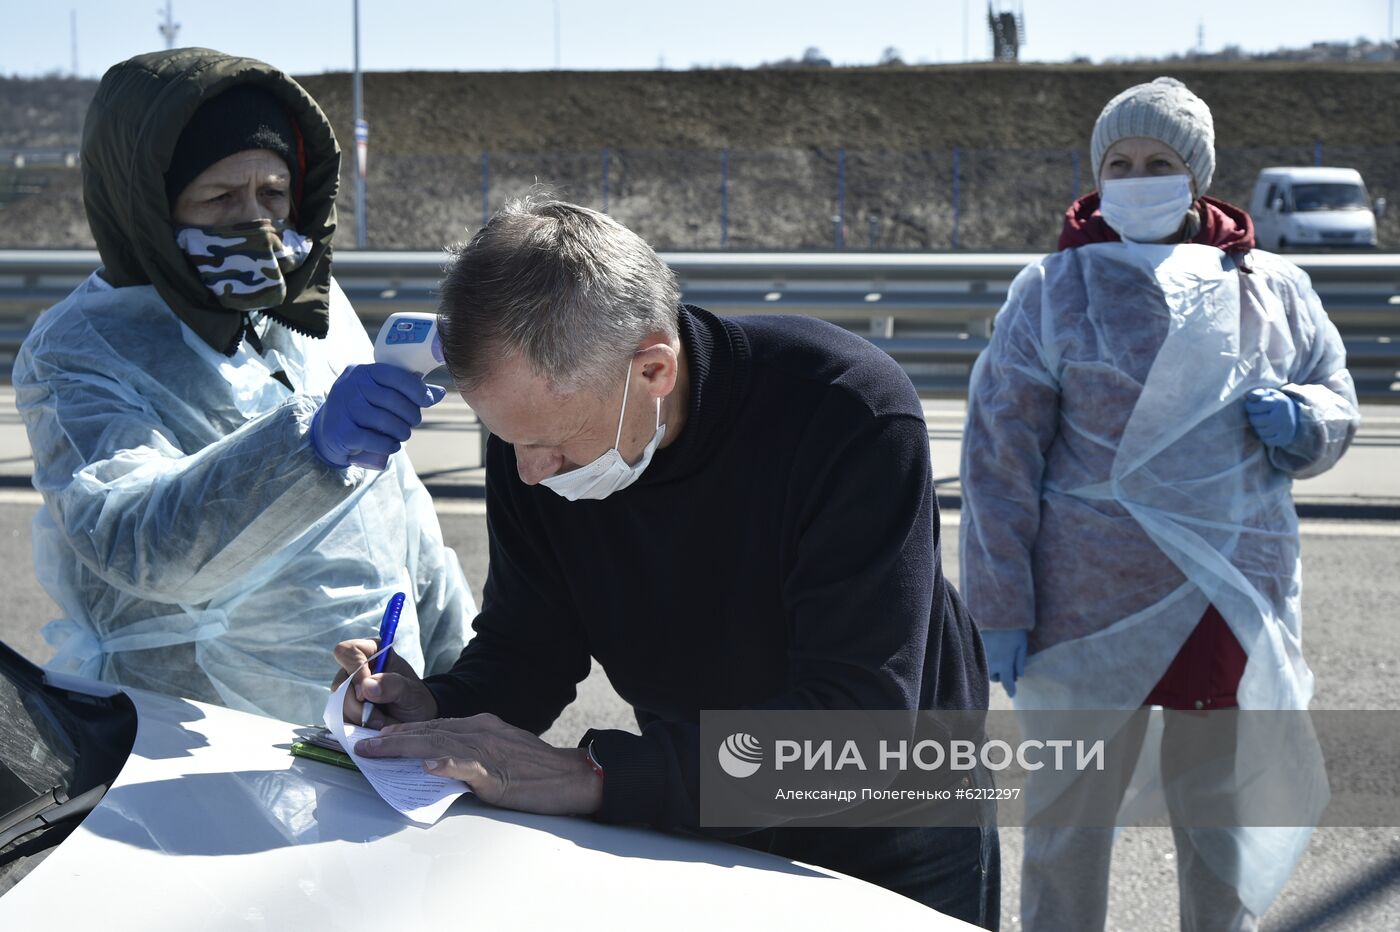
1250 167 1385 251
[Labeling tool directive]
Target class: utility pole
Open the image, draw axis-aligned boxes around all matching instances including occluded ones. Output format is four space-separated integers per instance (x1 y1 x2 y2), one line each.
157 1 180 50
554 0 561 70
353 0 368 248
963 0 969 61
1391 0 1396 59
70 9 78 76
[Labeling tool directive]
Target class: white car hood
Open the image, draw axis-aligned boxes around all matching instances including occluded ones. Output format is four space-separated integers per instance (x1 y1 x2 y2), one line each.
2 685 976 930
1290 209 1374 232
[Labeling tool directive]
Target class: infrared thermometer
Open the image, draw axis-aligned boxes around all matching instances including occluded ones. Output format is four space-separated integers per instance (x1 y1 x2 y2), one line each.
373 311 444 376
363 312 446 470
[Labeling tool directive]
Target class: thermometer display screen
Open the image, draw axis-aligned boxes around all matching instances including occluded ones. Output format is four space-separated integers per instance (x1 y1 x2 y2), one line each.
385 320 433 345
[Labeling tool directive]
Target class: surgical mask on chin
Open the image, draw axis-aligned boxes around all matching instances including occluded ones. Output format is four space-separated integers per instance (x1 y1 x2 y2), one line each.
1099 175 1194 244
540 370 667 502
175 219 314 312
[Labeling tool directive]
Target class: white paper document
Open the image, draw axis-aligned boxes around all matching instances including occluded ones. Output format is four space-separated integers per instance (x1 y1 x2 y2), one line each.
322 678 470 825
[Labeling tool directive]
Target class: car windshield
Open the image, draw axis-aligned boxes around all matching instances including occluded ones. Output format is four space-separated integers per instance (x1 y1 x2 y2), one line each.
1292 183 1369 212
0 644 135 895
0 672 76 808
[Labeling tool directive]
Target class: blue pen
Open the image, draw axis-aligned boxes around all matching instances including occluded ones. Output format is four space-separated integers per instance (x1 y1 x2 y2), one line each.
361 592 406 726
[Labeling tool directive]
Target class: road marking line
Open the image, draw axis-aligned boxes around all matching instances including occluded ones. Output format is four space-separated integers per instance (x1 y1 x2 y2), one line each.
934 512 1400 538
1297 521 1400 538
2 490 1396 534
0 485 493 516
434 499 487 516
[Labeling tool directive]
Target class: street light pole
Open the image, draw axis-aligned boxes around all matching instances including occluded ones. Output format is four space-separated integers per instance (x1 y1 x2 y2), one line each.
962 0 969 62
157 0 180 50
352 0 368 249
1391 0 1396 59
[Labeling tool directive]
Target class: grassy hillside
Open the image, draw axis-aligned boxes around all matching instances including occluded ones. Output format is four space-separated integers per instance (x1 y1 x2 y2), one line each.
2 64 1397 250
295 64 1400 152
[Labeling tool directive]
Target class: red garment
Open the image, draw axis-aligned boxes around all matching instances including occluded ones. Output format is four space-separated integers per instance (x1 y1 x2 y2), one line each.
1144 605 1247 710
1057 193 1257 265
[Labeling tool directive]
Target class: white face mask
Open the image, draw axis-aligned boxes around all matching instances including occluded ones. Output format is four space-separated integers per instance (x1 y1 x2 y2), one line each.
539 369 666 502
1099 174 1194 243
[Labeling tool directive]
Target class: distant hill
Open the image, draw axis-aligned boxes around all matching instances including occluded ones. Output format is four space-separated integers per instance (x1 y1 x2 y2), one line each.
3 63 1397 250
294 63 1400 152
0 76 92 150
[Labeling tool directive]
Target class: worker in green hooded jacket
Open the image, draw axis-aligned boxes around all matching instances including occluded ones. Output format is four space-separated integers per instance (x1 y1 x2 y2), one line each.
12 48 475 724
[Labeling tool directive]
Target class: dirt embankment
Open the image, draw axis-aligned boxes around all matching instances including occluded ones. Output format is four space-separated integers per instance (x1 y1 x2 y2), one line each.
3 64 1398 250
298 65 1400 152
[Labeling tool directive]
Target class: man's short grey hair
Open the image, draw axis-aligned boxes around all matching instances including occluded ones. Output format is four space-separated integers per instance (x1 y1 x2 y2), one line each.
437 196 681 395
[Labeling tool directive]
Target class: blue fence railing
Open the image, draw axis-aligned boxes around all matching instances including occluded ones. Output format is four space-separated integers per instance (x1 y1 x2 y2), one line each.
242 141 1400 253
2 143 1397 253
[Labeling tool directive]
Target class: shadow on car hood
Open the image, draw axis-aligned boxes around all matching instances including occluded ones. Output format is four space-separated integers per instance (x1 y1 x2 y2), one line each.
2 684 978 929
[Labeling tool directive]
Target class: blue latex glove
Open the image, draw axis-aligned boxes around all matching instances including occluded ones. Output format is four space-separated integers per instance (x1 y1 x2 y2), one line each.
1245 387 1300 448
980 629 1029 699
311 363 447 469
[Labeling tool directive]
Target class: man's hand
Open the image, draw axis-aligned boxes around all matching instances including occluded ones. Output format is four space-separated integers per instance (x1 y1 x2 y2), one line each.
332 637 439 728
353 714 605 817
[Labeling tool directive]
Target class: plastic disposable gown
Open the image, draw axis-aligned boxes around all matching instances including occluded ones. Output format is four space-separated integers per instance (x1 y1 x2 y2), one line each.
13 273 475 725
960 242 1358 919
962 242 1357 711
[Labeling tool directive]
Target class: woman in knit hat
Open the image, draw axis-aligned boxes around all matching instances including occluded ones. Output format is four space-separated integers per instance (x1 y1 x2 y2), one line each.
959 77 1359 930
12 48 476 724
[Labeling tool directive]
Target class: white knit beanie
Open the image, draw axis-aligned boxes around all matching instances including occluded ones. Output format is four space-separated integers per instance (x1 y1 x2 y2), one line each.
1090 76 1215 196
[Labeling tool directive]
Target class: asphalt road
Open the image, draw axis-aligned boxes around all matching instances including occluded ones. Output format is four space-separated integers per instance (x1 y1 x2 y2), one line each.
0 494 1396 929
6 393 1400 512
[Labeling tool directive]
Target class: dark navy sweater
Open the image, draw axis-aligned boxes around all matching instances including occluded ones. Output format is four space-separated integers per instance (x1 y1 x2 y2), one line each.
424 305 988 829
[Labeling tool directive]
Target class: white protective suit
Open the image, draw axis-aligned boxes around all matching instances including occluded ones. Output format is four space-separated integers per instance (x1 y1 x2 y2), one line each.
960 242 1359 926
13 273 475 725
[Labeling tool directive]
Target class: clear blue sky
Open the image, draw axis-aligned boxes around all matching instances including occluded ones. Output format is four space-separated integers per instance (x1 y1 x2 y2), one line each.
1 0 1394 77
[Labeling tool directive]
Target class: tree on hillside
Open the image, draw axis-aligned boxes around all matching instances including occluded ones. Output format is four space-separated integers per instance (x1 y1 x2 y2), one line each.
879 47 905 66
761 47 834 69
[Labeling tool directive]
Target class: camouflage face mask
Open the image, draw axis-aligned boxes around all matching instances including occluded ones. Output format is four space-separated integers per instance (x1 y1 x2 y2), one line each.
175 219 314 312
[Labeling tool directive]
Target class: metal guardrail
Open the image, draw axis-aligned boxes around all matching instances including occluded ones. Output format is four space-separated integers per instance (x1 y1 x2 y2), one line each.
1 250 1397 398
0 149 80 169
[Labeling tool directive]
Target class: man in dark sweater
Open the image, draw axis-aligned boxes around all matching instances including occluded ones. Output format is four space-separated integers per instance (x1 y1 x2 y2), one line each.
333 197 996 927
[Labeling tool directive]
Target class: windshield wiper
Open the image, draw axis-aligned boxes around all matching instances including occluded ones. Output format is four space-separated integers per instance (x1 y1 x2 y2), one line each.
0 783 107 850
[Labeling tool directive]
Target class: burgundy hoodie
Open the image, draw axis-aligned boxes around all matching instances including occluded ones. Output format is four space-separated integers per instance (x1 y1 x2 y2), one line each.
1058 192 1257 268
